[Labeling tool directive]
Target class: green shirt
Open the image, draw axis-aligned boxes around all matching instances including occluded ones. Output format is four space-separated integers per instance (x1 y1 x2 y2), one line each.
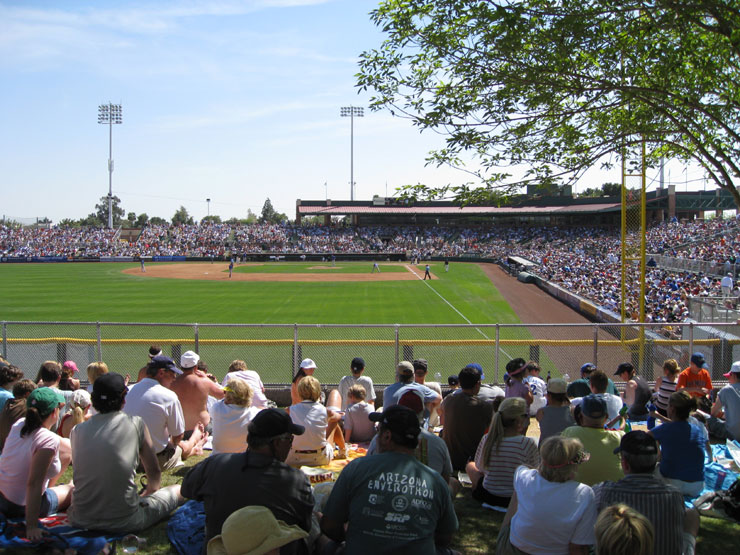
561 426 624 486
323 451 458 554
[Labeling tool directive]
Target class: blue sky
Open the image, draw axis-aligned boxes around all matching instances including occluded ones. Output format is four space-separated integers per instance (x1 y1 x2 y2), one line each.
0 0 712 225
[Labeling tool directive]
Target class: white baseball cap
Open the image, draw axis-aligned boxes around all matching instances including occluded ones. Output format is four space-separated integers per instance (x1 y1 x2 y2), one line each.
180 350 200 369
723 360 740 378
300 358 317 370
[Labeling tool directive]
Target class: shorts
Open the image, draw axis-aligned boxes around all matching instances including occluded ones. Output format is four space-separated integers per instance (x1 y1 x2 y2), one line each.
157 444 184 470
286 443 334 467
472 478 511 508
0 488 58 519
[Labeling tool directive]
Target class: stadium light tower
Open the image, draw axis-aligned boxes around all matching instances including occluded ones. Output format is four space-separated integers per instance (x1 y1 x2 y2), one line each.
340 106 363 201
98 103 123 229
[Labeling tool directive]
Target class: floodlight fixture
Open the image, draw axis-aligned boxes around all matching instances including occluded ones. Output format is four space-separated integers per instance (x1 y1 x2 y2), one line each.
98 102 123 229
340 106 364 201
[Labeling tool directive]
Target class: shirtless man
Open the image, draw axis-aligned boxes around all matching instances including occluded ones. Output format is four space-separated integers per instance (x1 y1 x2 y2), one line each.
170 351 224 435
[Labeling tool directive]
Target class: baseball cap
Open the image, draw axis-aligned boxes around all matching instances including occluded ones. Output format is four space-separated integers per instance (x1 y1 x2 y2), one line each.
412 359 428 372
723 360 740 378
613 430 658 455
465 363 485 381
62 360 79 374
248 408 305 439
300 358 317 370
690 352 708 369
180 350 200 369
547 378 567 394
614 362 633 376
150 355 182 375
351 357 365 372
581 363 596 374
397 388 424 415
26 387 65 417
397 361 414 375
92 373 127 401
448 374 459 386
207 505 308 555
369 405 421 442
581 394 607 419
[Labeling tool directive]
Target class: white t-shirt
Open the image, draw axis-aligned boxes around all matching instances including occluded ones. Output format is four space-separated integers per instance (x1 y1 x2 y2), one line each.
571 393 623 421
123 377 185 453
289 400 327 452
221 370 269 409
510 467 597 554
337 374 376 410
524 376 547 416
209 400 261 455
0 419 61 505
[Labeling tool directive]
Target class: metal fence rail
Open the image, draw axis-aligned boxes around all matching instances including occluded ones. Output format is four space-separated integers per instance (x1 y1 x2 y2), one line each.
3 321 740 385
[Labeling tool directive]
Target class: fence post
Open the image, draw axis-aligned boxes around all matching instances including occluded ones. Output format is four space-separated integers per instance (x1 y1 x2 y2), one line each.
495 324 500 384
293 324 299 382
96 322 102 361
2 322 6 359
395 325 400 367
593 325 599 368
688 322 694 355
194 323 199 354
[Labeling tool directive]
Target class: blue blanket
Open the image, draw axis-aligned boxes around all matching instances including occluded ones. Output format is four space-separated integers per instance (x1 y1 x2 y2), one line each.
682 443 739 507
0 514 113 553
168 500 206 555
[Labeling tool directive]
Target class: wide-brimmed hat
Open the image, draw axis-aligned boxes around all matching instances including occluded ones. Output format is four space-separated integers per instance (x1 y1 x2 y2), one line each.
207 505 308 555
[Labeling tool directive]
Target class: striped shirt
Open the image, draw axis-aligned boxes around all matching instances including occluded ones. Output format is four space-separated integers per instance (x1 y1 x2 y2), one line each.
475 435 540 496
593 474 685 555
655 377 677 412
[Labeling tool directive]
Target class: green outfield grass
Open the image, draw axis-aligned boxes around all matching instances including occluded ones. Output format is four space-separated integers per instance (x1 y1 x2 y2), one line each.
1 262 544 382
233 261 409 274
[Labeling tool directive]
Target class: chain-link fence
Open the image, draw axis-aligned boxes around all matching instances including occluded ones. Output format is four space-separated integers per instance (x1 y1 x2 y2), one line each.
3 321 740 386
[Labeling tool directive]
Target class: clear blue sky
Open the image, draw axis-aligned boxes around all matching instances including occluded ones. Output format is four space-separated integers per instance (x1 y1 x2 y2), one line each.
0 0 712 225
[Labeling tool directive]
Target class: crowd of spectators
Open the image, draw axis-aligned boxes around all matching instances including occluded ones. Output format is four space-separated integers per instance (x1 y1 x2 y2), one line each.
3 218 740 325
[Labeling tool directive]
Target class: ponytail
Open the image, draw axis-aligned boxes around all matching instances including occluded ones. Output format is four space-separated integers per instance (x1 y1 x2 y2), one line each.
21 407 45 438
480 397 526 463
71 404 86 427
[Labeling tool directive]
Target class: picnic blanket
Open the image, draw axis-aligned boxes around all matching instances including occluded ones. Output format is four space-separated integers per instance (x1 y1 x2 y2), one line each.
683 443 740 508
0 513 113 553
168 500 206 555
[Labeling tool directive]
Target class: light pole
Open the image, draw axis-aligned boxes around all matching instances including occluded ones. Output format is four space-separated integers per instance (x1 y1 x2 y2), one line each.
206 198 211 217
340 106 363 201
98 103 123 229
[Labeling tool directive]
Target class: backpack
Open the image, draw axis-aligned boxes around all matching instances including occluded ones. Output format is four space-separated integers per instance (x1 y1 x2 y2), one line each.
695 478 740 522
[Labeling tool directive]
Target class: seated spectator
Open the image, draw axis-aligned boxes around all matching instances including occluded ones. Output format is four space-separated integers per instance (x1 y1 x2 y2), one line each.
209 377 261 455
677 352 713 402
0 364 23 412
447 374 460 391
36 361 75 429
170 351 224 435
562 394 624 485
571 370 623 424
383 361 441 411
614 362 651 421
593 431 699 555
595 504 654 555
181 408 315 552
68 373 184 534
440 366 495 471
337 356 376 411
466 397 540 507
343 385 376 444
58 389 92 439
496 436 597 554
568 363 619 399
221 360 270 409
650 391 710 496
708 360 740 441
0 379 36 452
412 358 442 427
535 378 575 446
287 376 344 466
463 363 505 402
291 358 317 406
654 358 680 417
504 358 533 409
59 361 80 391
523 361 547 416
0 388 73 540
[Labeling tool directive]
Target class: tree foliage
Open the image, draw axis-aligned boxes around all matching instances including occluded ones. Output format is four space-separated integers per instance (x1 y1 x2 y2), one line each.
259 198 288 224
172 206 194 226
358 0 740 206
201 215 222 224
93 195 125 226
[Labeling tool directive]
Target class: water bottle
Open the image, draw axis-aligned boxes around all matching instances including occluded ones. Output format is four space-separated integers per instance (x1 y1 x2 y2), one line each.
546 370 551 384
434 372 442 383
121 535 147 553
646 403 657 430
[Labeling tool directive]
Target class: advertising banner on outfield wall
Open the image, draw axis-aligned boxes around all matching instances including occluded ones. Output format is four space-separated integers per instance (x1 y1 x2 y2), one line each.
152 256 186 262
100 257 135 262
